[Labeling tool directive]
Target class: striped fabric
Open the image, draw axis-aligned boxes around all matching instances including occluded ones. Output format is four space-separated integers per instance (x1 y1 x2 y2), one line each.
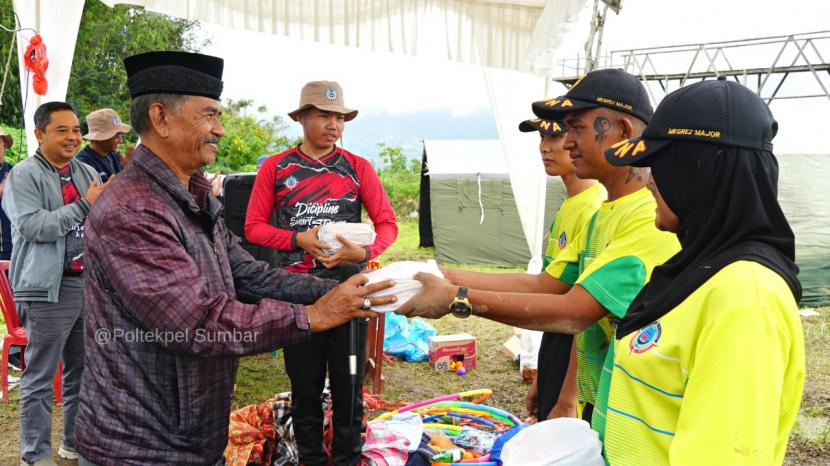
569 188 679 405
597 261 805 465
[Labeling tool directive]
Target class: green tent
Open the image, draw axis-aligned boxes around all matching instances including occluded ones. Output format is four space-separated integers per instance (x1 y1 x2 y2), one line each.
419 140 566 267
417 144 829 306
778 154 830 307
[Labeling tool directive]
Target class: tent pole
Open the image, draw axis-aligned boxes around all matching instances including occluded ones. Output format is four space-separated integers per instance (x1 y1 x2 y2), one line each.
582 0 599 74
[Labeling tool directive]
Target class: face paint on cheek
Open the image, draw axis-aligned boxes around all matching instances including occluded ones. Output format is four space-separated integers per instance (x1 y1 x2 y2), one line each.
593 117 611 142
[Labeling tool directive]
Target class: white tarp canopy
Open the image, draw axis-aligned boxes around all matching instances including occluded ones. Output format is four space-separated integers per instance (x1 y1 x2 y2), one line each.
424 139 506 175
14 0 588 271
100 0 586 74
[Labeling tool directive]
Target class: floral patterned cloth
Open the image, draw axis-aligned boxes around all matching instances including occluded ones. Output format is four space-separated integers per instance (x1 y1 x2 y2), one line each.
225 400 277 466
225 388 334 466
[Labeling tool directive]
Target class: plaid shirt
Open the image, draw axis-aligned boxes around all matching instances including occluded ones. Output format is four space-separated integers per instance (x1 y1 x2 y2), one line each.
76 145 336 466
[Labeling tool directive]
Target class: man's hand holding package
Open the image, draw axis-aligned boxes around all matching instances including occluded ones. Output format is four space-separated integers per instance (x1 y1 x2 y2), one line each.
396 272 457 319
305 273 396 332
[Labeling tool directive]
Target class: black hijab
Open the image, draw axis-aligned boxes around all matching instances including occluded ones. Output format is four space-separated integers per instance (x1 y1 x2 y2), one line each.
616 141 801 338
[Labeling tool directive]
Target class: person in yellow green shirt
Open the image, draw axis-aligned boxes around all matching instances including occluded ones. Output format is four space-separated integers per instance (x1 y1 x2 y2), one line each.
594 76 804 465
397 69 680 424
517 116 605 421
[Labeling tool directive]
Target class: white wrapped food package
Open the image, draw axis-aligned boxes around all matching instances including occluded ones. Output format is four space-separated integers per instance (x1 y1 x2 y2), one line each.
363 260 444 313
500 418 605 466
317 222 376 255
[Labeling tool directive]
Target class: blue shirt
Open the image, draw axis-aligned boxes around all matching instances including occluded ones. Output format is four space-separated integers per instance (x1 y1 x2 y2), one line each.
76 145 122 182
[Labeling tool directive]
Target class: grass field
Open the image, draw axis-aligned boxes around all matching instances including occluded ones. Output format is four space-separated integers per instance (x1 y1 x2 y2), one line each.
788 310 830 464
0 221 828 464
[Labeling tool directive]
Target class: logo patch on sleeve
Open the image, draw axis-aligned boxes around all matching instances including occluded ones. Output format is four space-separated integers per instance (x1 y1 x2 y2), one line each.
629 322 662 354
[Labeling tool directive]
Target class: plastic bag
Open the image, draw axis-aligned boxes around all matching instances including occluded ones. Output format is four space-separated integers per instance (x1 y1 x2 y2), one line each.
499 418 605 466
383 314 436 362
318 222 376 255
407 319 437 362
383 313 410 359
488 423 529 464
365 280 422 313
364 261 444 313
454 426 495 455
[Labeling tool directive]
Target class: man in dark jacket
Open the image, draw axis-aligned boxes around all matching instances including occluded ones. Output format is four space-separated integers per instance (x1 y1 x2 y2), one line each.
74 51 394 466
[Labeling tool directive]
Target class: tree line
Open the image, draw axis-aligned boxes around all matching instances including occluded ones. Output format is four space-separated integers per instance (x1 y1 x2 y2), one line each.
0 0 417 200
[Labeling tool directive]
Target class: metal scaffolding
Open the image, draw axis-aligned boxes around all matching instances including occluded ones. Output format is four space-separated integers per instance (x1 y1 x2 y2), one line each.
554 30 830 104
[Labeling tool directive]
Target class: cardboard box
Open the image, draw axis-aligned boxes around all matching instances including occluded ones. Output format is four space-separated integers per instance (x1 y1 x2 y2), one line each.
429 333 476 371
501 335 521 361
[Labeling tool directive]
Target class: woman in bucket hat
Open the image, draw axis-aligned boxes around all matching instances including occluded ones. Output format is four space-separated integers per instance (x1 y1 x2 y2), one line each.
245 80 398 466
595 77 804 465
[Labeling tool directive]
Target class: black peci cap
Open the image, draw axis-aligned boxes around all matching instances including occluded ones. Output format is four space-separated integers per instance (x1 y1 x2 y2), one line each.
518 118 567 136
532 69 653 123
124 51 224 100
605 76 778 166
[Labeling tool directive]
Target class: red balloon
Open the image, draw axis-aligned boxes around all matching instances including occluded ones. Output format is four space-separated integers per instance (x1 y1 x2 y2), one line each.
24 34 49 95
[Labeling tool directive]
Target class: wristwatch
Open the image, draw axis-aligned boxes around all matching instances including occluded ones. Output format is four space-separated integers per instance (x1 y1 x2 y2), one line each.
449 286 472 319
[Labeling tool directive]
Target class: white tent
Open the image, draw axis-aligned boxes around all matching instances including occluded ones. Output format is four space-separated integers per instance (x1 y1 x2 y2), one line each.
12 0 589 271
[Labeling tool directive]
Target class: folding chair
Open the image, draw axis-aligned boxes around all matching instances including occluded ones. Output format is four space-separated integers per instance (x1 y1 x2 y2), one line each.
0 260 62 404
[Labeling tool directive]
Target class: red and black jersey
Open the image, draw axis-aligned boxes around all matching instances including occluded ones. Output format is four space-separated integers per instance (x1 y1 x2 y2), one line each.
245 146 397 273
56 165 85 275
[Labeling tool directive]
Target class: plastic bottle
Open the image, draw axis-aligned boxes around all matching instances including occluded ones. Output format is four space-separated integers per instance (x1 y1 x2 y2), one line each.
430 447 464 462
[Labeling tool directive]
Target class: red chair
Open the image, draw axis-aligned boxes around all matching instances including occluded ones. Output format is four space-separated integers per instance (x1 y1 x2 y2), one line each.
364 313 386 394
362 260 386 394
0 260 62 404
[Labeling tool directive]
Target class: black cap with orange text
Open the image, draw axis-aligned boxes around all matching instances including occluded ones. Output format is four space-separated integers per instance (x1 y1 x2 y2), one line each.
605 76 778 166
532 69 653 124
518 118 567 136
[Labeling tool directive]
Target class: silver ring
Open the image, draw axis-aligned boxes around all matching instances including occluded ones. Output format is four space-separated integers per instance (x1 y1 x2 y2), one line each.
362 298 372 310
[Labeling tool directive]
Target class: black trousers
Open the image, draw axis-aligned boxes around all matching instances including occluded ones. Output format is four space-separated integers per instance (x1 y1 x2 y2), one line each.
284 264 366 466
536 332 574 420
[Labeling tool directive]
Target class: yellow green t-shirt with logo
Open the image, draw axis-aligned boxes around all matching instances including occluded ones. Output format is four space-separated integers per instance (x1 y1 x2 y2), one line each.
542 183 605 270
594 261 804 466
545 187 680 405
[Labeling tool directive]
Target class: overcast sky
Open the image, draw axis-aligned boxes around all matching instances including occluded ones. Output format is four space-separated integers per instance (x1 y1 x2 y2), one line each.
204 0 830 154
